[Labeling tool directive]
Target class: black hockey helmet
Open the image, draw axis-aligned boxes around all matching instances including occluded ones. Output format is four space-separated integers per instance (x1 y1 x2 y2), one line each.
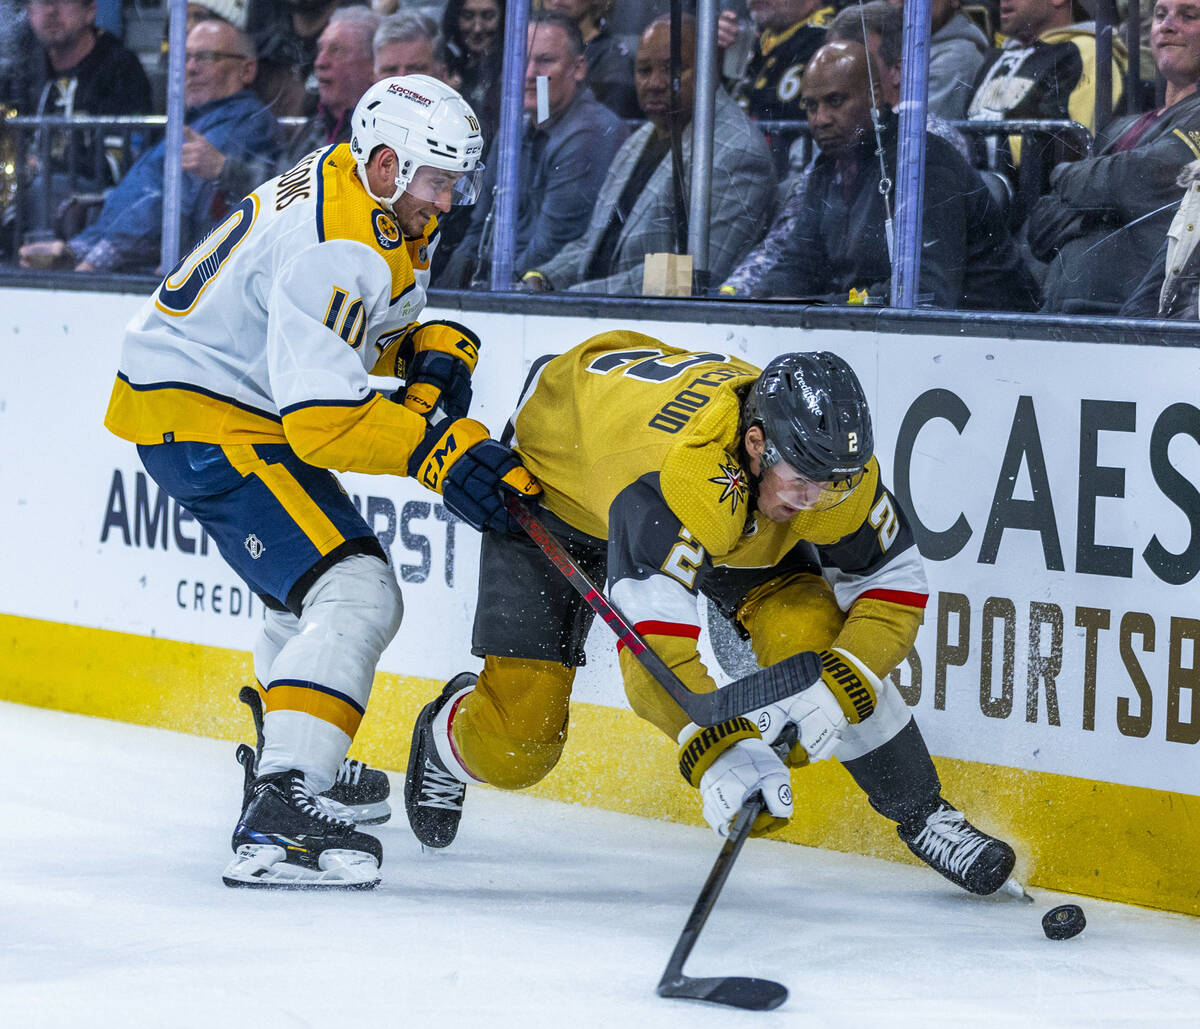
743 351 873 505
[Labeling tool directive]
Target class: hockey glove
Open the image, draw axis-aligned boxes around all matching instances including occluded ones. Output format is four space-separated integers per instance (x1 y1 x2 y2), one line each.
751 647 879 766
394 321 481 425
678 718 793 838
408 417 540 533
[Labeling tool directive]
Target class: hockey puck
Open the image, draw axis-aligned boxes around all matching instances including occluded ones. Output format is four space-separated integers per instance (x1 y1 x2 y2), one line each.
1042 904 1086 940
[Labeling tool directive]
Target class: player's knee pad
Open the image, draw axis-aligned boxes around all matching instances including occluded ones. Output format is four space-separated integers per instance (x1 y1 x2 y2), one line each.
452 655 574 789
738 572 846 667
253 606 299 685
267 553 403 713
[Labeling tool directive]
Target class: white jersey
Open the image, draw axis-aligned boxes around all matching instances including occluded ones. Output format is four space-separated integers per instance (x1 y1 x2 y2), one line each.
105 143 441 477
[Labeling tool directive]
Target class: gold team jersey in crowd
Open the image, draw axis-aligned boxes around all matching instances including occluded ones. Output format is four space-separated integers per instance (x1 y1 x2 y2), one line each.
105 143 440 478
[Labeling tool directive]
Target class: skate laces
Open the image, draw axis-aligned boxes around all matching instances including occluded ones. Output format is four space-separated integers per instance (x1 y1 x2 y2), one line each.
910 806 989 877
337 758 364 786
288 775 355 827
419 759 465 811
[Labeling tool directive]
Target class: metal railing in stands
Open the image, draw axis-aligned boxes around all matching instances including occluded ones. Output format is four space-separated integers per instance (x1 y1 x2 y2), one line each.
0 113 312 249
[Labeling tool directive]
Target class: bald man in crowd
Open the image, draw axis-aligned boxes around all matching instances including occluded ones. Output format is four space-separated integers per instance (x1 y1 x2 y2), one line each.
755 41 1037 310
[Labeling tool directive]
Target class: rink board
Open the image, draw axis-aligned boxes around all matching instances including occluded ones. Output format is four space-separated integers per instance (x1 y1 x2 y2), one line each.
1 287 1198 915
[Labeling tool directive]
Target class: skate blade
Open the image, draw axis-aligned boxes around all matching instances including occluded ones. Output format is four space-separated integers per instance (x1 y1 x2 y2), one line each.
222 844 381 890
337 801 392 826
998 876 1035 903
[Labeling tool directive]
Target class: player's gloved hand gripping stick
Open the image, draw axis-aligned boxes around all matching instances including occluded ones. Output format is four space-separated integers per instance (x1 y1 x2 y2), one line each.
507 495 799 1009
504 497 822 727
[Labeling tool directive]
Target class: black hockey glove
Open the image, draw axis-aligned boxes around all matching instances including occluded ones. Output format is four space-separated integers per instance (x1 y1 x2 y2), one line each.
396 320 480 425
408 417 541 533
404 347 474 424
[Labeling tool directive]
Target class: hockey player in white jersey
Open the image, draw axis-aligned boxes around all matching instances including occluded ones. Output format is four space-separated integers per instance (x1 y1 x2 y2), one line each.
104 75 540 889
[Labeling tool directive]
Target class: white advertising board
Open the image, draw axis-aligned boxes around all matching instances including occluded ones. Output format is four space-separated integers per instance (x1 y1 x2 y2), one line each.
1 288 1197 795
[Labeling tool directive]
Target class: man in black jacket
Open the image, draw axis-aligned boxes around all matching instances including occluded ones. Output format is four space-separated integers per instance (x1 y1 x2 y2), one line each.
9 0 152 240
757 41 1039 310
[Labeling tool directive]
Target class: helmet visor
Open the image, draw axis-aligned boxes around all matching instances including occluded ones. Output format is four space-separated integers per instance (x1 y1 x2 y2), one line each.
404 162 486 207
762 442 865 512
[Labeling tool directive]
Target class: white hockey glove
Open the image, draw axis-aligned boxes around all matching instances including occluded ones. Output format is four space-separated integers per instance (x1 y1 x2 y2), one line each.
678 718 793 838
751 648 881 767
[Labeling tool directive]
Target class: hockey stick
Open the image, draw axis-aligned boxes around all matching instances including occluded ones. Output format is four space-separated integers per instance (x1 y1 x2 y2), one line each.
656 723 797 1011
505 496 822 726
656 794 785 1010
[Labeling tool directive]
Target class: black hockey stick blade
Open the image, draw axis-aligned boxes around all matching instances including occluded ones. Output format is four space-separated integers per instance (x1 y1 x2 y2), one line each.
506 496 821 725
657 973 788 1011
656 796 789 1011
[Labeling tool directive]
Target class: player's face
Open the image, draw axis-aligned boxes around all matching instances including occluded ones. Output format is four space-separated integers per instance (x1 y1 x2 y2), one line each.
28 0 95 50
393 165 465 234
756 461 835 521
1152 0 1200 84
374 38 442 80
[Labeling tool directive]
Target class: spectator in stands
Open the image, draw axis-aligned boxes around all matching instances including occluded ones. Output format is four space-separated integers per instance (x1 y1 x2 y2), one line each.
1120 158 1200 318
187 1 249 34
11 0 153 239
721 1 972 297
185 6 379 207
522 14 776 296
246 0 341 116
1031 0 1200 312
966 0 1127 215
886 0 988 119
437 11 628 287
17 18 280 272
17 0 151 118
752 41 1038 309
442 0 504 144
731 0 835 174
541 0 639 119
373 10 446 79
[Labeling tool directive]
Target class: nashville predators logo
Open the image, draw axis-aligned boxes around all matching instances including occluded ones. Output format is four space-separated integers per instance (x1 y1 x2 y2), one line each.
372 209 402 250
708 458 748 515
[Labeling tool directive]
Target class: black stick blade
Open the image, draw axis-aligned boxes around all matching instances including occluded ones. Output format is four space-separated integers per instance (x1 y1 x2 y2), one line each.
657 974 788 1011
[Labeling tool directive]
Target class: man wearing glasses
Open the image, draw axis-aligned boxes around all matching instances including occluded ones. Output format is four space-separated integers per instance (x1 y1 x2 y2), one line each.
19 17 279 272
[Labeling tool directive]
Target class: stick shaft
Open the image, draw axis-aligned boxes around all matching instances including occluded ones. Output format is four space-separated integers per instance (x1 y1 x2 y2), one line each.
659 795 761 982
505 497 822 726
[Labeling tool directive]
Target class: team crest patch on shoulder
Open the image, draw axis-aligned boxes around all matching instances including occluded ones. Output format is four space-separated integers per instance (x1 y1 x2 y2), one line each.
709 458 748 515
372 209 402 250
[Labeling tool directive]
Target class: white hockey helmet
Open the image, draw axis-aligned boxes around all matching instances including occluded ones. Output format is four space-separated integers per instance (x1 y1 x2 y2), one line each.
350 74 486 212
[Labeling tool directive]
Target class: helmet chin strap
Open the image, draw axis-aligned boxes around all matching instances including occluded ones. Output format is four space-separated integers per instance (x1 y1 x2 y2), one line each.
355 162 405 215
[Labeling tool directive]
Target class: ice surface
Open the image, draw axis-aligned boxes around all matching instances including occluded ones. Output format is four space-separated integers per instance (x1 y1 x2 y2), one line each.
2 700 1197 1028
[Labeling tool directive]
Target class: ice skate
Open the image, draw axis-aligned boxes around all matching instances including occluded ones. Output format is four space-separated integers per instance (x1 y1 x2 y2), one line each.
223 769 382 889
405 672 477 849
898 799 1016 895
238 685 391 825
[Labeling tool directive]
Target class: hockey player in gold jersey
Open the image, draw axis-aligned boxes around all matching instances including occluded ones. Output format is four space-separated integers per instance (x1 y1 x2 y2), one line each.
405 331 1018 897
104 75 539 889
